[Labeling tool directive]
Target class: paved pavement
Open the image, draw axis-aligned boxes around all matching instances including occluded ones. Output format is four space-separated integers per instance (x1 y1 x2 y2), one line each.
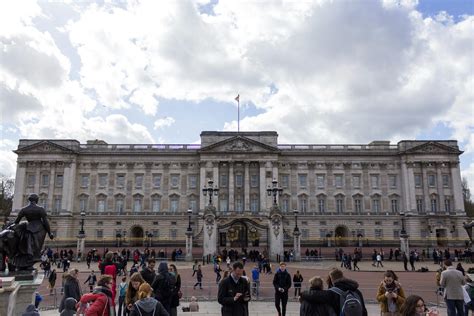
33 258 453 315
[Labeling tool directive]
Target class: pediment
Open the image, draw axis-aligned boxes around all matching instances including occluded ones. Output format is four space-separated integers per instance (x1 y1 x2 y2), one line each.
199 136 278 153
402 142 462 155
15 141 76 154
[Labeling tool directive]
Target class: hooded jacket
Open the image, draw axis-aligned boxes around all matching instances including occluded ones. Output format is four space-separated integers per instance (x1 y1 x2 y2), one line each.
151 262 176 311
130 297 169 316
300 277 368 316
21 304 40 316
59 297 77 316
80 286 115 316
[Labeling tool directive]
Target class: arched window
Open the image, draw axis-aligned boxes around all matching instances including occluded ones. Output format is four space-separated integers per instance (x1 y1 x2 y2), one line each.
151 194 161 213
169 194 180 213
335 194 345 214
115 194 125 214
371 194 381 214
317 194 326 214
133 194 143 213
298 194 308 213
96 194 107 213
352 194 363 215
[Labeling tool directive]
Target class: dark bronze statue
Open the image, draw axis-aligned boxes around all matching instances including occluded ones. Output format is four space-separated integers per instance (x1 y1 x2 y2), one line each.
0 193 53 271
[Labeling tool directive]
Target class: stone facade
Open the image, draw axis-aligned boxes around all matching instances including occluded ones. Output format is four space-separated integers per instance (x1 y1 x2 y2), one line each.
10 131 468 255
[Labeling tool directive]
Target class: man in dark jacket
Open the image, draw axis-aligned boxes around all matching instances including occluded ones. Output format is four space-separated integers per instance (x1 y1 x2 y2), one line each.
152 262 176 315
299 268 368 316
141 258 156 285
273 262 292 316
218 261 250 316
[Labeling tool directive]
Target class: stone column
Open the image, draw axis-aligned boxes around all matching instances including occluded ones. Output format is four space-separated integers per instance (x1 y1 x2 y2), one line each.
33 166 41 195
259 162 266 213
228 162 234 212
451 161 464 215
12 161 26 214
293 229 301 261
185 230 193 262
244 162 250 212
436 163 445 213
61 161 76 215
47 163 56 213
213 162 219 210
199 163 207 211
422 163 430 214
76 235 85 261
203 207 217 257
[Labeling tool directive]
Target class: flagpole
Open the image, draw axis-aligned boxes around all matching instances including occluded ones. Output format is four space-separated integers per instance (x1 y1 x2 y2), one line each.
237 98 240 133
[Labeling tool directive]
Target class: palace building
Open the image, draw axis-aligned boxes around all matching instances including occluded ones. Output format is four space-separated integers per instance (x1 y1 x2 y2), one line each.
11 131 468 257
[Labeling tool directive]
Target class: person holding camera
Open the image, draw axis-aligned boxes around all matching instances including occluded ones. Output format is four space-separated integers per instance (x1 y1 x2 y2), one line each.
217 261 250 316
376 270 406 316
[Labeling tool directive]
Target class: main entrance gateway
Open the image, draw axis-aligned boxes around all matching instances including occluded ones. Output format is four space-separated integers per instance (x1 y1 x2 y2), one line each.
217 218 267 250
335 225 349 247
130 226 144 246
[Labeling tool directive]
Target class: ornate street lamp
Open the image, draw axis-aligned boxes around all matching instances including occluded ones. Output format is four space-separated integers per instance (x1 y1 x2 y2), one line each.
79 211 86 235
267 179 283 206
202 179 219 206
293 209 299 233
187 209 193 232
147 232 153 247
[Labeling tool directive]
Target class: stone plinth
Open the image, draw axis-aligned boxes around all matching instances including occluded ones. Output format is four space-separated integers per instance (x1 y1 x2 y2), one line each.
0 273 44 316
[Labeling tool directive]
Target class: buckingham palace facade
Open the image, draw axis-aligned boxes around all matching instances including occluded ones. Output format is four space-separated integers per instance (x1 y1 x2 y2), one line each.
11 131 468 253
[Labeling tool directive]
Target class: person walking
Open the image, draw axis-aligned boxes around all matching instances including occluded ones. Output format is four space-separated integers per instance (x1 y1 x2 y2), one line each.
193 265 203 289
59 269 82 313
402 252 409 272
214 262 222 284
376 252 384 267
217 261 251 316
192 259 198 277
293 270 303 298
129 283 169 316
118 277 128 316
273 262 292 316
48 269 57 295
376 270 406 316
84 270 98 292
299 276 336 316
251 264 260 298
441 259 465 316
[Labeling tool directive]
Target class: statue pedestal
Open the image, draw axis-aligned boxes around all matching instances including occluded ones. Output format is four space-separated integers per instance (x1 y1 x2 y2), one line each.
0 273 44 316
185 230 193 262
400 234 410 255
293 230 301 262
76 235 85 261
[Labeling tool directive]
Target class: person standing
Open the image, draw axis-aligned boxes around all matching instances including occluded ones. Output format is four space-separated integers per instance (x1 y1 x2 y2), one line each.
140 258 156 285
441 259 465 316
251 264 260 298
129 283 169 316
193 265 203 289
125 273 146 315
402 252 409 272
217 261 250 316
214 262 223 284
273 262 292 316
79 275 115 316
299 276 336 316
118 277 128 316
293 270 303 298
84 270 98 292
59 269 82 313
169 264 181 316
48 269 57 295
376 270 406 316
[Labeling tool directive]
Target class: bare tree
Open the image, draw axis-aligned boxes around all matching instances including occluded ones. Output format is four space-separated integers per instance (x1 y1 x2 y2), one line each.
0 175 14 222
462 177 474 217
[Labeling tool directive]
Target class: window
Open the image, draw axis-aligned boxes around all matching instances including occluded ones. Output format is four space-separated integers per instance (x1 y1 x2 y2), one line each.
414 174 422 187
220 174 228 187
389 175 397 189
219 199 228 213
170 198 179 213
318 197 326 214
152 196 161 213
431 197 438 213
428 175 436 187
281 175 289 188
188 175 197 189
352 175 361 188
170 229 177 240
372 198 380 214
282 197 289 212
416 197 424 213
153 174 162 188
235 174 243 187
391 199 399 213
393 230 400 238
235 197 243 213
354 198 362 214
371 175 379 189
335 175 343 188
170 175 179 188
96 230 103 239
299 196 307 213
39 195 48 209
444 198 451 213
99 174 107 187
54 197 62 213
298 174 307 188
320 229 327 238
336 196 344 214
135 174 143 188
41 174 49 187
301 229 309 239
189 198 197 212
55 174 63 187
250 197 259 213
320 221 327 226
250 175 259 187
79 195 88 211
375 229 383 239
115 197 124 214
27 174 35 187
97 196 106 212
133 196 142 212
442 174 450 187
81 174 89 188
152 229 160 238
316 175 325 189
116 174 125 188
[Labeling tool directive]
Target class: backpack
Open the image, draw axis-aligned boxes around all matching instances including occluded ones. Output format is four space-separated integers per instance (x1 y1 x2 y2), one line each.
133 302 157 316
329 287 363 316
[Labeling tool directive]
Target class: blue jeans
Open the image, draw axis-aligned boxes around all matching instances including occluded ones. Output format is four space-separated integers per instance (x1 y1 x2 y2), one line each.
446 299 464 316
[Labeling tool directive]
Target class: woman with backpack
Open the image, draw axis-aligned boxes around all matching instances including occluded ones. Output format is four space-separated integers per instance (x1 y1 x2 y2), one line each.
376 270 406 316
130 283 169 316
118 277 128 316
79 274 115 316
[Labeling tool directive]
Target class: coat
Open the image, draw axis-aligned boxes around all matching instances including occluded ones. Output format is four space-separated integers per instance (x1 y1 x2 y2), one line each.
300 288 337 316
441 266 466 300
376 281 406 312
80 286 115 316
273 269 292 294
59 275 81 312
130 297 169 316
217 275 250 316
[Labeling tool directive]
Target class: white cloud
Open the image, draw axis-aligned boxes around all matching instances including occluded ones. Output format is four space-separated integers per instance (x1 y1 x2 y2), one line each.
154 117 175 130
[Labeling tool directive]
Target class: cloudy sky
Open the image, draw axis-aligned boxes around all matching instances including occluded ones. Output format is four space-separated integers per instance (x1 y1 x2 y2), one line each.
0 0 473 189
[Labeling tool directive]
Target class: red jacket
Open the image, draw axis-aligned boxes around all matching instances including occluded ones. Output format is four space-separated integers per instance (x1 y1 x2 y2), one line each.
80 288 113 316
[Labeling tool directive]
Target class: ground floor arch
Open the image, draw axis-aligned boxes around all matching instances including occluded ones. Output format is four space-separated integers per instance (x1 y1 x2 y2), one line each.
130 225 144 246
335 225 349 247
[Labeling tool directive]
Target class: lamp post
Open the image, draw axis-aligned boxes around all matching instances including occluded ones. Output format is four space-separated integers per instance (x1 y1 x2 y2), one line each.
293 209 301 261
186 209 194 262
267 179 283 206
77 211 86 261
399 211 410 255
116 232 122 248
79 211 86 235
147 232 153 248
202 179 219 206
